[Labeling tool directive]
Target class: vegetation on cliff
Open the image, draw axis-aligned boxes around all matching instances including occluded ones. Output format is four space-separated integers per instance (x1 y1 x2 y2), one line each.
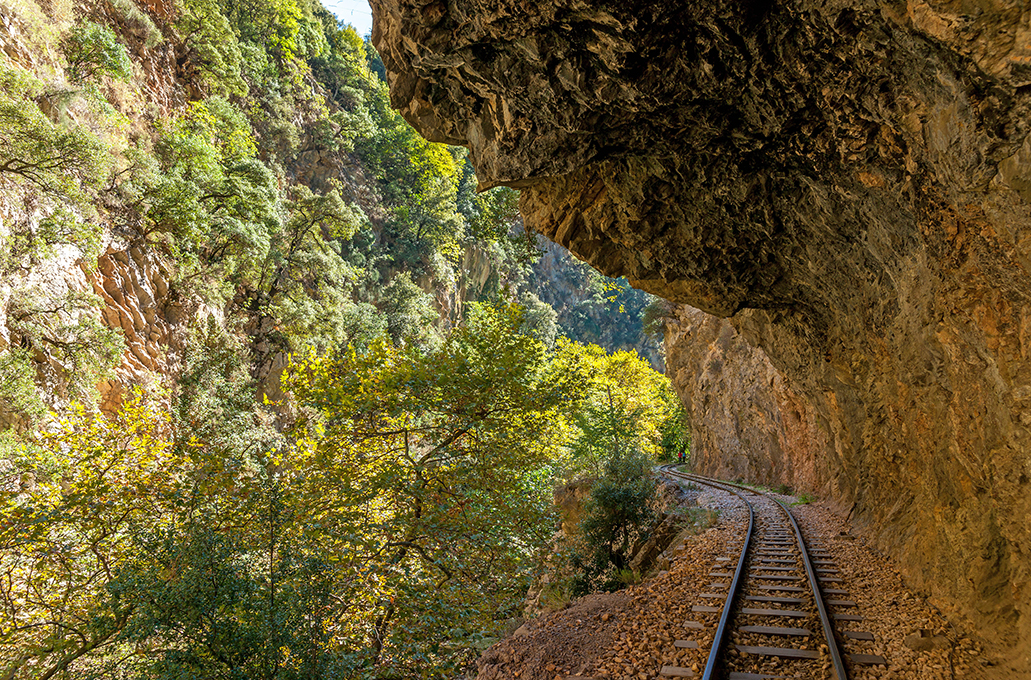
0 0 682 677
3 305 683 678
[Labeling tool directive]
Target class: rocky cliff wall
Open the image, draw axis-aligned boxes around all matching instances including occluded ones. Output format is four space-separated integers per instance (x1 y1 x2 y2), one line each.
663 305 830 495
371 0 1031 668
92 244 193 412
0 0 195 415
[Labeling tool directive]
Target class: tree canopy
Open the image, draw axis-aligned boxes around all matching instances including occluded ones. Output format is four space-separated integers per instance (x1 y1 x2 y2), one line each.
0 0 686 676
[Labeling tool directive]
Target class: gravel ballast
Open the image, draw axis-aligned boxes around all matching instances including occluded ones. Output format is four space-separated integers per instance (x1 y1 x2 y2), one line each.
473 476 997 680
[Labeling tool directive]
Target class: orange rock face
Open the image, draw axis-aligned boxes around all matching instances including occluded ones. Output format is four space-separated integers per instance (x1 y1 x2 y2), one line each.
91 245 184 413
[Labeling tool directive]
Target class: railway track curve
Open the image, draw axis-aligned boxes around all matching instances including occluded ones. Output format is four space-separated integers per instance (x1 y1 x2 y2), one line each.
657 467 887 680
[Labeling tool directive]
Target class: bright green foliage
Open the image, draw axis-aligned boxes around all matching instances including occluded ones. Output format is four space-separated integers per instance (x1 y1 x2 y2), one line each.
4 206 105 271
0 349 46 422
223 0 325 64
574 449 657 593
0 3 692 675
63 21 133 83
555 346 686 592
373 130 465 263
0 307 594 679
0 59 118 426
519 291 559 346
0 392 182 680
176 0 248 97
280 303 589 677
566 347 685 474
5 289 124 406
469 187 520 243
249 183 366 351
0 299 679 677
379 271 438 346
0 65 108 209
306 107 375 154
121 98 279 290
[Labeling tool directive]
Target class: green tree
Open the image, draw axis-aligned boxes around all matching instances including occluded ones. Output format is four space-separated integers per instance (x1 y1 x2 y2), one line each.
380 271 437 346
0 67 108 208
0 393 183 680
574 449 657 592
176 0 248 97
63 21 132 84
5 289 124 407
282 303 588 677
519 291 558 346
121 98 280 297
566 347 680 474
247 183 365 352
556 346 687 592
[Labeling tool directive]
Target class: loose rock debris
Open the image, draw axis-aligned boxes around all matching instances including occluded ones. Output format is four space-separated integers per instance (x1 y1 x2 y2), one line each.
474 481 994 680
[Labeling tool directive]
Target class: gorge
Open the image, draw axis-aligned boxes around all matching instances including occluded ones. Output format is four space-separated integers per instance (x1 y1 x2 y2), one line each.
369 0 1031 670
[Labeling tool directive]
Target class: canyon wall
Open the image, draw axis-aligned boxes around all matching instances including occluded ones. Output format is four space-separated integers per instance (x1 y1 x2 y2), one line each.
663 305 830 495
370 0 1031 667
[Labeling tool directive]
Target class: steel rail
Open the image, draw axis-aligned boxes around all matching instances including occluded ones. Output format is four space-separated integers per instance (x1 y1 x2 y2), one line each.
769 494 848 680
670 468 849 680
660 466 754 680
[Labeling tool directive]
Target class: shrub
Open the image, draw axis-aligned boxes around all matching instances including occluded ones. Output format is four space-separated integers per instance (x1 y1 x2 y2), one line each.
6 289 125 407
63 21 133 83
0 80 108 205
573 448 657 593
0 348 46 422
108 0 163 48
176 0 248 97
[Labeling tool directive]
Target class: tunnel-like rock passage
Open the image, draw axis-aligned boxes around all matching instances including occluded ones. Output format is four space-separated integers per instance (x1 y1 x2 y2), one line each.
371 0 1031 667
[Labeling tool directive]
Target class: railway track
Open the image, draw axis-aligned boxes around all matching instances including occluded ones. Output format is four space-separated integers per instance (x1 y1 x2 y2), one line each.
657 467 887 680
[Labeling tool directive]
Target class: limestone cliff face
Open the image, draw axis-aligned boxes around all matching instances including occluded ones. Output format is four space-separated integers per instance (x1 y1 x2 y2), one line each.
93 244 193 413
371 0 1031 664
664 305 829 495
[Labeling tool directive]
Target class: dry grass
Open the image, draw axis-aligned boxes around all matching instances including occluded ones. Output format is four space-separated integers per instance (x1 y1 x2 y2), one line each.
0 0 73 66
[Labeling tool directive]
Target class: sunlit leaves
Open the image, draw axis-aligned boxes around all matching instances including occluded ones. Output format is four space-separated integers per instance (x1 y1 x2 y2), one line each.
0 391 182 680
0 305 682 678
562 345 683 474
5 288 124 409
250 182 368 352
0 65 108 209
176 0 249 97
63 21 132 84
282 303 587 676
121 97 280 296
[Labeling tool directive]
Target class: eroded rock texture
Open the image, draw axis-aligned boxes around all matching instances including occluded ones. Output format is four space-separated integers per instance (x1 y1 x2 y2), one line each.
371 0 1031 665
92 245 191 412
664 305 830 493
